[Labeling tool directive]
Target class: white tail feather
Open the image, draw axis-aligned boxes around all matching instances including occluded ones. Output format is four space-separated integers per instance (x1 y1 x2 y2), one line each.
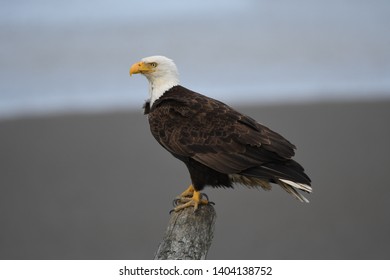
278 179 312 203
279 179 312 193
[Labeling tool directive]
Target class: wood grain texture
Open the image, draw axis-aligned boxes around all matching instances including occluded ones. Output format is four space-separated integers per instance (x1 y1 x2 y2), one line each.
154 204 216 260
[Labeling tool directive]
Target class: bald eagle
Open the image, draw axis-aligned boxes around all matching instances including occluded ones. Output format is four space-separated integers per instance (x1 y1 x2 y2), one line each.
130 56 311 211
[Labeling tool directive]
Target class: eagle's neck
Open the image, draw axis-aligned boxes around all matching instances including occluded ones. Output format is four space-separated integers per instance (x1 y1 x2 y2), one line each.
147 74 179 106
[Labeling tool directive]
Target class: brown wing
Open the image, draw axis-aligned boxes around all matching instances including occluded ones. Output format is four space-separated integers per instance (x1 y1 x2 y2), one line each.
148 86 296 175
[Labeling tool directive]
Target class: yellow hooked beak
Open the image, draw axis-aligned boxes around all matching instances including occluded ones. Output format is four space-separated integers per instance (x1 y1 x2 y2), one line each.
129 61 154 76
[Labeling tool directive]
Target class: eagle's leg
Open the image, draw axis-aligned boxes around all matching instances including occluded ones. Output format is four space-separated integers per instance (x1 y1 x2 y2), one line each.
177 184 195 198
173 187 209 212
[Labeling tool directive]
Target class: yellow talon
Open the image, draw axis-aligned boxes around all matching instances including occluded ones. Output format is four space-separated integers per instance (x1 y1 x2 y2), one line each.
174 185 209 212
177 184 195 199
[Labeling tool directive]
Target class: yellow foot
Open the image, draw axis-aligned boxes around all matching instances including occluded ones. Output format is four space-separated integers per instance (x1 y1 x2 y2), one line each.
173 186 210 212
177 184 195 199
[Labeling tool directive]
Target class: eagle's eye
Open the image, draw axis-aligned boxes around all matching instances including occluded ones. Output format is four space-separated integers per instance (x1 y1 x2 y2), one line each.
150 62 158 67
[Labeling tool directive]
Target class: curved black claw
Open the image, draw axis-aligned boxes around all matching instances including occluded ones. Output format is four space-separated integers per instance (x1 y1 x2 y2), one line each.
201 193 209 201
172 198 181 207
200 193 215 205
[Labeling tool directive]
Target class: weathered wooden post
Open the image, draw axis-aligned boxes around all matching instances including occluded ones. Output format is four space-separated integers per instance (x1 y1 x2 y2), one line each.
154 204 216 260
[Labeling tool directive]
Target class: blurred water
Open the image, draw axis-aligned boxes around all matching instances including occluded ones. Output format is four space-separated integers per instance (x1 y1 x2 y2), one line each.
1 0 390 118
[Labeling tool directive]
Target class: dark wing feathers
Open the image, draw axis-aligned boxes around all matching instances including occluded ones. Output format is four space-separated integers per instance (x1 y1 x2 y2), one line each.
237 115 297 158
242 160 311 185
147 86 298 178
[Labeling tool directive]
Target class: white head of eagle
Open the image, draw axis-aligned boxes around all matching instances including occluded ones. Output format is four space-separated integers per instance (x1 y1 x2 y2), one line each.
130 55 179 106
130 55 312 212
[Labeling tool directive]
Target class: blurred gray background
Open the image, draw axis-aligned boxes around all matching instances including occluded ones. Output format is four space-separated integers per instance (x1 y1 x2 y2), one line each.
1 0 390 259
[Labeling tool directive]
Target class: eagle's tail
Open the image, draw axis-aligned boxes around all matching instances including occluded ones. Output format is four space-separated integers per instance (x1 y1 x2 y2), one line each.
240 160 312 202
277 179 312 203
